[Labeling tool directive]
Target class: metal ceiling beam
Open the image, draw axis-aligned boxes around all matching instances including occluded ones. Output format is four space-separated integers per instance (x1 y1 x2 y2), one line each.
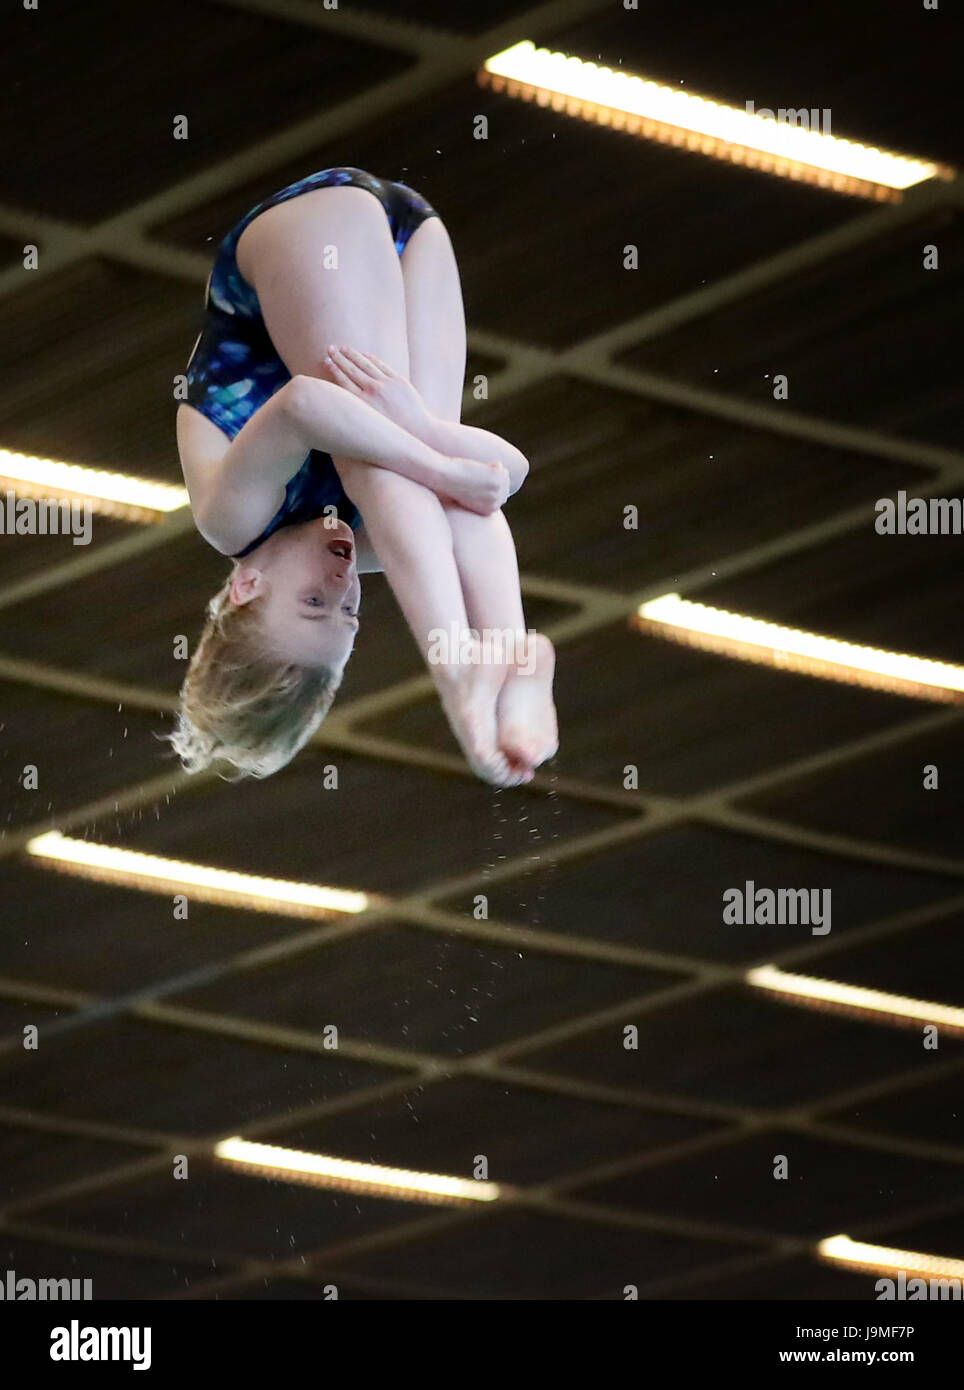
582 172 963 353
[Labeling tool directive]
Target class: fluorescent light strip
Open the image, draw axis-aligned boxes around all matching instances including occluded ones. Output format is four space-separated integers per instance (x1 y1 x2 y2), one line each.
482 41 947 200
747 964 964 1035
819 1235 964 1280
635 593 964 703
0 448 188 523
215 1137 502 1205
26 831 369 919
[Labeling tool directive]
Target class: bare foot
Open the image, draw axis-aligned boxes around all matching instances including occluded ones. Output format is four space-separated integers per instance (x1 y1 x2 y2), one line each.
496 634 559 773
444 459 511 516
434 640 526 787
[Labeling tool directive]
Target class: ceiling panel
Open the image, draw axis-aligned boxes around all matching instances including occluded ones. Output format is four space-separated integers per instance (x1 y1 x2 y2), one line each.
445 825 960 957
571 1128 964 1237
346 0 532 34
0 529 234 687
207 1275 401 1299
692 515 964 665
0 1016 403 1134
451 379 925 590
264 1075 723 1185
164 921 683 1059
798 912 964 1005
327 1206 746 1300
0 234 23 268
866 1207 964 1261
0 997 66 1041
621 210 964 447
517 986 964 1107
29 1162 422 1262
821 1066 964 1149
0 683 170 830
0 0 412 222
0 516 134 588
0 258 199 482
0 1232 212 1300
0 863 313 994
738 722 964 860
85 748 630 893
657 1253 875 1301
0 1121 150 1207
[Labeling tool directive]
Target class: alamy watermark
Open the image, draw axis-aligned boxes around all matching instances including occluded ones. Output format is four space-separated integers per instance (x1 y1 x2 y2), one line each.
427 624 537 673
875 491 964 535
1 1268 92 1299
0 492 92 545
745 100 832 133
876 1271 963 1300
723 881 831 935
50 1320 151 1370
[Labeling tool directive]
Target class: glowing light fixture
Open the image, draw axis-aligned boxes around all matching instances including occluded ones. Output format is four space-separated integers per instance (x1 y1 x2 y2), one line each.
481 41 949 200
0 448 188 524
818 1235 964 1280
746 964 964 1036
635 594 964 703
26 831 369 919
215 1137 503 1205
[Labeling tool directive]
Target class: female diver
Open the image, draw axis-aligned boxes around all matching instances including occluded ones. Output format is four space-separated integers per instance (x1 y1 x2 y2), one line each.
172 167 558 787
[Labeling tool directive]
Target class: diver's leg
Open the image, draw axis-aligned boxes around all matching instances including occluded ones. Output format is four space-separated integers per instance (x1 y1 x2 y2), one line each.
334 457 519 785
399 214 559 772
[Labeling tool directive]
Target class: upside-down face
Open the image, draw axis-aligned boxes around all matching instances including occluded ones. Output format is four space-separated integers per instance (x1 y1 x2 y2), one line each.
229 516 361 670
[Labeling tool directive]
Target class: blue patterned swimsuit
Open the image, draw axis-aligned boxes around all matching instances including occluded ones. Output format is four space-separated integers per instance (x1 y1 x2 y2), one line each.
184 166 439 557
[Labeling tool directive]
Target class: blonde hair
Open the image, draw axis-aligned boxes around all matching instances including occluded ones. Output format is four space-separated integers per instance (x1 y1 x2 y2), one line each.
167 569 344 779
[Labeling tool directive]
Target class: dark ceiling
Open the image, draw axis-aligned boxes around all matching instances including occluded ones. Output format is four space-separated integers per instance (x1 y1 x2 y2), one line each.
0 0 961 1301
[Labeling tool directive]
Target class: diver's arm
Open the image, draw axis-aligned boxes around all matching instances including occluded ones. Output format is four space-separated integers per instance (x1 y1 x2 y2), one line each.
263 376 453 496
275 378 510 518
418 418 529 496
187 376 501 554
325 345 529 495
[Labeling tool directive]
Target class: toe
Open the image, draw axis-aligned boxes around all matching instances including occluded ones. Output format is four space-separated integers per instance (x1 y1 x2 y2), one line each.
505 733 542 767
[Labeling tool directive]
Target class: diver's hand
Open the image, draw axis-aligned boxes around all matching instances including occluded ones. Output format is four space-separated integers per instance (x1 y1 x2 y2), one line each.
442 458 511 515
324 345 434 441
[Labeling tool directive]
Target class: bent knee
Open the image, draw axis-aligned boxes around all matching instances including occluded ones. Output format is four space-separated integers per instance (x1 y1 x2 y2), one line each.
281 372 326 420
